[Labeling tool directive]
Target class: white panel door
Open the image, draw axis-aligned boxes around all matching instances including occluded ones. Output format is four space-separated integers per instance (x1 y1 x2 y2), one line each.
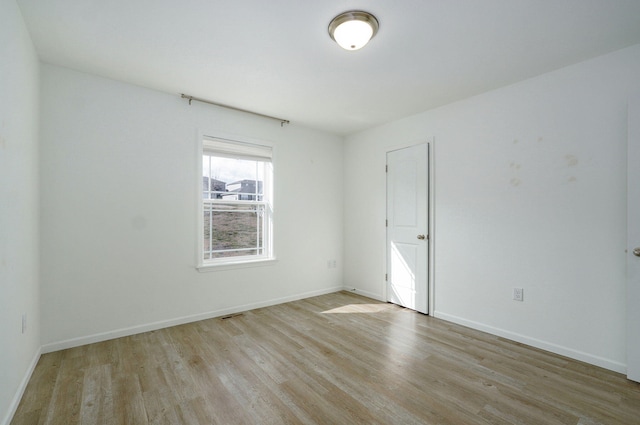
386 144 428 314
628 96 640 382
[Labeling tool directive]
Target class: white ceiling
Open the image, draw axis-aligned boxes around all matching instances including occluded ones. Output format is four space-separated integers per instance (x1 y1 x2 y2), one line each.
16 0 640 135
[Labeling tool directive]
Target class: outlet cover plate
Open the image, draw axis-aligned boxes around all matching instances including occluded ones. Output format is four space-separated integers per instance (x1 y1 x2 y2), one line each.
513 288 524 302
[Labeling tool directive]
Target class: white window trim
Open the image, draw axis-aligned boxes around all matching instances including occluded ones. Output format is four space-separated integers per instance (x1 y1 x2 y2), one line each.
197 257 278 272
196 132 276 271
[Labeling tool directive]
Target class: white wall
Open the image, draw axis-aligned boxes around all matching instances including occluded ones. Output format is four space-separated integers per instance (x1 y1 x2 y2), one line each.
0 0 41 423
344 44 640 373
39 64 344 349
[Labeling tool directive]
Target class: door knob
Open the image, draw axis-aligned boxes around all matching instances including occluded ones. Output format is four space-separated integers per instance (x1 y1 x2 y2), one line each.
634 247 640 257
417 235 426 240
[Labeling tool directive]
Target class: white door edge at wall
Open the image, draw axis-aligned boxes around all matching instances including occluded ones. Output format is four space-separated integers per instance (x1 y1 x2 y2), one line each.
627 96 640 383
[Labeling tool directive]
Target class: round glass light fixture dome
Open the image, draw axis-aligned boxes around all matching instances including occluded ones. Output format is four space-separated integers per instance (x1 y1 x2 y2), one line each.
328 11 379 51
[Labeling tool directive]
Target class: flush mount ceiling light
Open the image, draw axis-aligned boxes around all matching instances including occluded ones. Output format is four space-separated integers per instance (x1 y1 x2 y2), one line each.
328 10 379 51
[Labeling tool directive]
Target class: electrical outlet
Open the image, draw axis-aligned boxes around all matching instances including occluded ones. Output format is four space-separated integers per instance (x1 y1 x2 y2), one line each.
22 313 27 334
513 288 524 302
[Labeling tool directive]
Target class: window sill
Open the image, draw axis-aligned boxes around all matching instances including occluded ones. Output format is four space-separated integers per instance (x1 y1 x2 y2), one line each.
197 257 278 272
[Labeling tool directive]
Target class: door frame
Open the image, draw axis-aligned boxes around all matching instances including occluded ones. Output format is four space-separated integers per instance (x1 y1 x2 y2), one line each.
627 95 640 382
384 138 436 315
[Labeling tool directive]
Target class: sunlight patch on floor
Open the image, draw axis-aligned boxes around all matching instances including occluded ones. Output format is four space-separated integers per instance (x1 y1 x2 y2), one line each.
321 303 397 314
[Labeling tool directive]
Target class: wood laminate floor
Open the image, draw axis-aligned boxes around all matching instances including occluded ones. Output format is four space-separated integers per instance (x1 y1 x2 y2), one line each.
11 291 640 424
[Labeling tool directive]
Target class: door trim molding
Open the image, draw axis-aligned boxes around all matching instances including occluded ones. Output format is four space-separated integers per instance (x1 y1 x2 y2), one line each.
427 138 436 316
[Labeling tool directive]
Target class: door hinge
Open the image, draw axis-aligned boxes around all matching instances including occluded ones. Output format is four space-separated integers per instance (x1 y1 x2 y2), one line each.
385 273 388 281
385 165 388 172
385 219 388 227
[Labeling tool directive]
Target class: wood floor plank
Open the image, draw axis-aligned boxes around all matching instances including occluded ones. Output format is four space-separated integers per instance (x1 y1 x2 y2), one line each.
41 356 84 425
110 373 148 425
11 291 640 425
79 364 113 425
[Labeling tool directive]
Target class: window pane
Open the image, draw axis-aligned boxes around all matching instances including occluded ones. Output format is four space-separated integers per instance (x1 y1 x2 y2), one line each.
202 155 265 201
203 208 212 257
203 203 264 259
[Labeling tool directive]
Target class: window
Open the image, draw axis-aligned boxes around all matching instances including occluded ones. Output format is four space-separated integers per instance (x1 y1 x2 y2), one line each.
200 137 273 267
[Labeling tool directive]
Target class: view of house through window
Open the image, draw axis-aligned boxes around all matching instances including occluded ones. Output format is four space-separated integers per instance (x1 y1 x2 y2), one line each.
201 138 273 264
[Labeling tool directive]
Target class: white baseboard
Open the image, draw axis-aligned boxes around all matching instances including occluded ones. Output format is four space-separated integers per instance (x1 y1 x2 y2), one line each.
434 311 626 374
42 286 344 354
341 286 385 302
2 347 41 425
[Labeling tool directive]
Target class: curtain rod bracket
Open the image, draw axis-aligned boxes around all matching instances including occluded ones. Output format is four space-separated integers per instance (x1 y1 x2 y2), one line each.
180 93 289 127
